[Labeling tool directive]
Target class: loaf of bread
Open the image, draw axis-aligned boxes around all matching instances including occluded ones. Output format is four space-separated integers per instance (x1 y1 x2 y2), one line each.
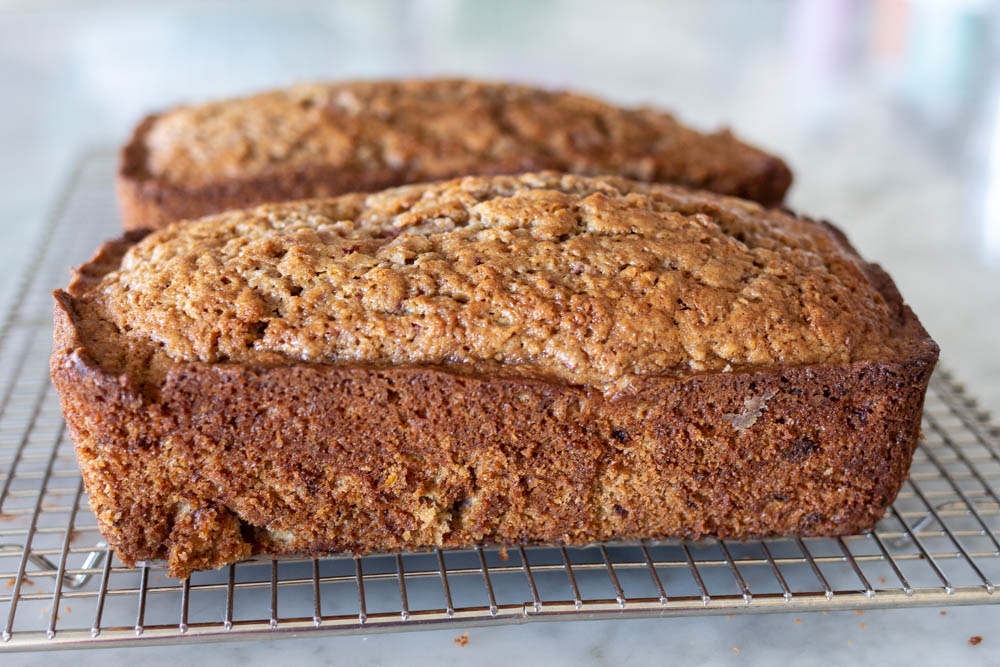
118 79 792 230
53 173 935 578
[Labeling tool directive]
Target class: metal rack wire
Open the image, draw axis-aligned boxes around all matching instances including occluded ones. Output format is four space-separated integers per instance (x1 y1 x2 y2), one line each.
1 152 998 652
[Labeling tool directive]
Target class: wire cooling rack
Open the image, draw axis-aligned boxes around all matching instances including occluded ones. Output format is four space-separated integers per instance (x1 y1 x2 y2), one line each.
1 152 999 652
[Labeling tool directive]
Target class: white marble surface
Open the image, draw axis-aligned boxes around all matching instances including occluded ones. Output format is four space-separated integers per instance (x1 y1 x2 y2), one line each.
1 1 999 664
8 606 1000 666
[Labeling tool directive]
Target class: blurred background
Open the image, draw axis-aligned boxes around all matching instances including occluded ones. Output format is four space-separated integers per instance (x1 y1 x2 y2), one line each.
0 2 999 661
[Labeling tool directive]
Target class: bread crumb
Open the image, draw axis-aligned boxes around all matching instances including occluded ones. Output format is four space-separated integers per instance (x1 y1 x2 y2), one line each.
822 611 828 615
794 618 801 624
860 623 866 629
969 636 982 646
940 610 947 616
5 577 33 589
855 609 863 615
847 639 853 646
733 648 740 654
454 632 469 647
64 606 71 613
728 615 735 620
877 577 886 584
69 530 81 543
498 545 509 562
722 389 778 432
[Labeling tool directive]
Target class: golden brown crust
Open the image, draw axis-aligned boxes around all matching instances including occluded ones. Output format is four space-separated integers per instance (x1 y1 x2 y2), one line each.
53 177 937 580
117 79 792 230
83 173 908 388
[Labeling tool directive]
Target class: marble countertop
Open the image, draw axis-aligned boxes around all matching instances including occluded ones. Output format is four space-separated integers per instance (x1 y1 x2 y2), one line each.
1 1 998 664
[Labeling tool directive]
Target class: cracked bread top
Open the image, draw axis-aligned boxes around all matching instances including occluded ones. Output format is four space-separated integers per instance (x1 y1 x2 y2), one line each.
136 79 790 204
73 173 908 388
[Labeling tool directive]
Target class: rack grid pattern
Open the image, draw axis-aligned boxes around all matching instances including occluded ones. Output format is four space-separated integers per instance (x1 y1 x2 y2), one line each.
1 153 998 652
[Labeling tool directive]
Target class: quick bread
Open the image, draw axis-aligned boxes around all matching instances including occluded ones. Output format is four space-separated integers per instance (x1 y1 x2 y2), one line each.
53 173 936 578
118 79 792 230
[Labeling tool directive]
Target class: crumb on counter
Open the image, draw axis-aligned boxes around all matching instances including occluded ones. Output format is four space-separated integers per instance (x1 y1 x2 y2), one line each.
498 545 509 562
794 618 802 624
969 636 982 646
454 632 469 647
733 648 740 654
940 610 947 616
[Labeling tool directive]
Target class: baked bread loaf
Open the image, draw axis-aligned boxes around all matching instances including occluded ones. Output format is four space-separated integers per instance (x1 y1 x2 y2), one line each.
53 173 936 578
118 79 792 230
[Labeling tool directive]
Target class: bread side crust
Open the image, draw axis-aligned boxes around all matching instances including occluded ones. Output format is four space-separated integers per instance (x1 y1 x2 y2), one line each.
52 233 937 578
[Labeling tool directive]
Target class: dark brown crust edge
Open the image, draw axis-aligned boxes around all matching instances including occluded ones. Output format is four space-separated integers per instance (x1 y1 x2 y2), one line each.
117 110 793 231
51 231 938 579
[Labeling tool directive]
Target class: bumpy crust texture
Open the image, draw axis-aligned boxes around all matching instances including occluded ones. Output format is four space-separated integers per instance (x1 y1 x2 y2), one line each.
54 178 936 579
89 173 911 385
118 79 792 230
